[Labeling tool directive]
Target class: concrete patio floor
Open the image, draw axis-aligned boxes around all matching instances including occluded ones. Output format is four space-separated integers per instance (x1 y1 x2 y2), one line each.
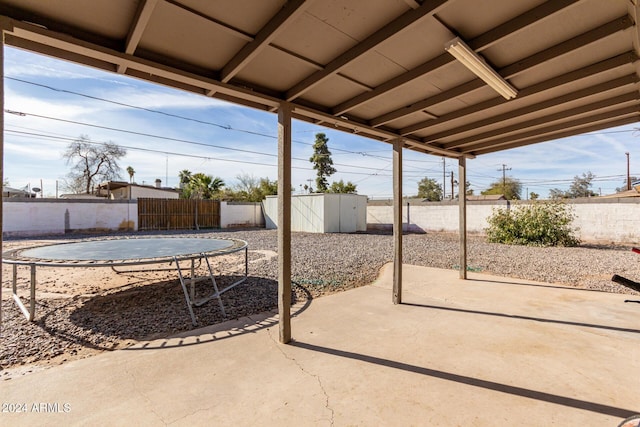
2 264 640 426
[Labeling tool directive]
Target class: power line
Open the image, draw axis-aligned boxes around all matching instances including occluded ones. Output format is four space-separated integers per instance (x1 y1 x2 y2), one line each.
6 76 465 165
6 128 431 179
5 76 395 159
4 110 395 173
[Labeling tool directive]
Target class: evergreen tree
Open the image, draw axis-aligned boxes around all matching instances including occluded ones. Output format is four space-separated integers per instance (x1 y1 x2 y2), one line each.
309 133 336 192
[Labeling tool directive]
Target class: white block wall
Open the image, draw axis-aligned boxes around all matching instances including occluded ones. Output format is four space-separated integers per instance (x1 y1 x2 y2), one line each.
3 200 137 236
366 199 640 243
220 202 265 228
571 202 640 242
5 198 640 243
3 199 265 236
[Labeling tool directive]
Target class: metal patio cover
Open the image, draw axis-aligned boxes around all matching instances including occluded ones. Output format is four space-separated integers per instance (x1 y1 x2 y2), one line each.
0 0 638 158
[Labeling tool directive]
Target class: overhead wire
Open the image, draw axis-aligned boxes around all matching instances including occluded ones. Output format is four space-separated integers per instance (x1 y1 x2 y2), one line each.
5 128 429 178
5 76 397 160
7 76 636 193
5 110 398 173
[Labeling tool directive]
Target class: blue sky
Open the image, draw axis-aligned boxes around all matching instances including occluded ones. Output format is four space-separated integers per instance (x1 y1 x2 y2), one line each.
3 46 638 199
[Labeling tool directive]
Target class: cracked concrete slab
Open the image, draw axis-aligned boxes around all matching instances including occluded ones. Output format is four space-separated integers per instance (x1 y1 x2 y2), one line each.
2 264 639 426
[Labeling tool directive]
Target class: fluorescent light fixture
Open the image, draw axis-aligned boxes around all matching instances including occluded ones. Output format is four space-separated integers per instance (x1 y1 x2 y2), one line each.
445 37 518 100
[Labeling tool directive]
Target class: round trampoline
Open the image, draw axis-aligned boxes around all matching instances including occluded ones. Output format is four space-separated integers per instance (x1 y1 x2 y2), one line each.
3 236 249 325
3 236 247 266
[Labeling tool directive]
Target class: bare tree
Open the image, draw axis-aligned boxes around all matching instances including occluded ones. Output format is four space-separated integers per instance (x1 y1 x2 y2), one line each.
62 135 126 194
550 171 598 199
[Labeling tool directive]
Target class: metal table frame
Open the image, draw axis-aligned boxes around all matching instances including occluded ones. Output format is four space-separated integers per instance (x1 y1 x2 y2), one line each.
3 237 249 326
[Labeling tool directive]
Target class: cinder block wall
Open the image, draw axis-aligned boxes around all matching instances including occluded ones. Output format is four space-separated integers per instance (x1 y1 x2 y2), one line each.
220 202 265 228
367 198 640 244
2 199 265 237
5 197 640 243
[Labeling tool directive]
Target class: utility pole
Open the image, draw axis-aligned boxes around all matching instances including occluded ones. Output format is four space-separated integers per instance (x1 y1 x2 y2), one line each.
450 171 455 199
442 157 446 200
497 164 512 196
626 152 631 191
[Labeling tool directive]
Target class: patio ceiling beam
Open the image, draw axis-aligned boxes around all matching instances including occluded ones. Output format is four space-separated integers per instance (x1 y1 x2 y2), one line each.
471 115 640 156
402 0 422 9
284 0 448 101
290 106 466 158
220 0 309 83
117 0 159 74
4 19 283 106
333 0 579 117
332 54 456 118
0 3 119 50
163 0 253 42
7 33 280 111
500 16 633 78
467 0 580 52
380 14 633 131
369 79 482 128
463 104 640 154
436 74 640 147
398 51 637 136
443 91 640 149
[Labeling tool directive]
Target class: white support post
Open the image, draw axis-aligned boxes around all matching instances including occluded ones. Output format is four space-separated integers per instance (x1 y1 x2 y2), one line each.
393 139 403 304
278 102 292 343
459 156 467 279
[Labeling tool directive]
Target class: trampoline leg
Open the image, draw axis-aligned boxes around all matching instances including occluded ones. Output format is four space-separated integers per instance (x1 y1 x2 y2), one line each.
11 263 36 322
174 257 198 326
29 264 36 320
190 259 196 303
202 254 226 317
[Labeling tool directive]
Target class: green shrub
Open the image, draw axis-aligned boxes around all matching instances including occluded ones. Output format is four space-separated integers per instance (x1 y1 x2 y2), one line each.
485 202 580 247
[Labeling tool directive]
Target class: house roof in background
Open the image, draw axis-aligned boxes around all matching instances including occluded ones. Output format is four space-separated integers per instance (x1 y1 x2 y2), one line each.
97 181 178 192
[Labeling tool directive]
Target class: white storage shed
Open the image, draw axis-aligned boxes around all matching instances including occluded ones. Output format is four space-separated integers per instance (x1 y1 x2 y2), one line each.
263 194 367 233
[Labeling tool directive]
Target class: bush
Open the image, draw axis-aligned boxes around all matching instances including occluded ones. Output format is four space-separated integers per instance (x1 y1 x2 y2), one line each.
485 201 580 247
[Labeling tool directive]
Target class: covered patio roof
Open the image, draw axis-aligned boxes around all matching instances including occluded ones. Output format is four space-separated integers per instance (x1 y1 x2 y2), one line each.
0 0 639 343
0 0 638 157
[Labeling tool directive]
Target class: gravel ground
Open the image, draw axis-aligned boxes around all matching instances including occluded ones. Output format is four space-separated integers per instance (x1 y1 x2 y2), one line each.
2 229 640 378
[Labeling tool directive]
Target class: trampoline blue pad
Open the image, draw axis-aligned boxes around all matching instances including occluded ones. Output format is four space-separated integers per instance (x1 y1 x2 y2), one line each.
19 238 235 261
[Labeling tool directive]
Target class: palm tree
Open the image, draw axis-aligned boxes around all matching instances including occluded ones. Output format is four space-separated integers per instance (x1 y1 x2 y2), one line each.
178 169 192 189
184 173 225 199
210 177 225 194
126 166 135 183
188 173 212 199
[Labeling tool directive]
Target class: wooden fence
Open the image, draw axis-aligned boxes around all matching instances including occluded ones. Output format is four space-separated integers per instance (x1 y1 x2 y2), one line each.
138 198 220 230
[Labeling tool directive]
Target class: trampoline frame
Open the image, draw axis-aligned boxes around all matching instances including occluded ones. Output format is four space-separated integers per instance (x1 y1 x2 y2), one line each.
3 236 249 326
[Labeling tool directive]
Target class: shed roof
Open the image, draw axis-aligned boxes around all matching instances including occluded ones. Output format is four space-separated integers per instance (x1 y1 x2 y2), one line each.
0 0 638 158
